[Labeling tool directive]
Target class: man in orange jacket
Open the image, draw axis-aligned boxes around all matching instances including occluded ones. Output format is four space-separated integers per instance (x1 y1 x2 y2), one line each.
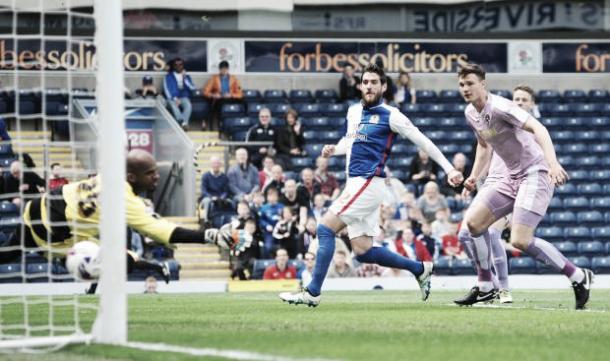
203 60 243 130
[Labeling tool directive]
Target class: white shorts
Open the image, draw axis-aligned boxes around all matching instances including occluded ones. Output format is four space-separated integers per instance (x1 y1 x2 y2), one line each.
328 176 388 239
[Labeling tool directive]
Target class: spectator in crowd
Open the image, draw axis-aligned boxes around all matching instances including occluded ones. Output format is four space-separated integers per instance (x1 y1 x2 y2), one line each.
0 117 13 156
258 156 275 190
298 217 317 258
300 252 315 287
356 263 384 278
227 147 259 203
163 57 196 131
441 152 470 199
381 267 411 277
339 64 360 103
263 164 285 198
314 156 340 201
393 227 432 262
300 168 321 200
431 208 452 241
274 109 305 170
416 181 449 223
199 156 231 221
393 71 416 107
379 203 400 241
48 163 70 190
409 149 439 190
280 179 310 231
442 223 465 259
263 248 297 280
396 191 424 224
259 187 284 258
203 60 243 130
272 207 300 258
382 166 408 209
245 108 276 169
327 250 357 278
417 222 438 261
0 160 45 206
144 275 158 294
311 193 327 222
135 75 159 99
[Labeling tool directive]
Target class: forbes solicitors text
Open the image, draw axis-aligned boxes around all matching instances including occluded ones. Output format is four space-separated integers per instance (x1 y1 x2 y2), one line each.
279 42 469 73
0 40 166 71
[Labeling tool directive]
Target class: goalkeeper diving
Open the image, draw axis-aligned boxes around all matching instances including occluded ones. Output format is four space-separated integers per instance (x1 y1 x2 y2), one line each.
0 149 250 282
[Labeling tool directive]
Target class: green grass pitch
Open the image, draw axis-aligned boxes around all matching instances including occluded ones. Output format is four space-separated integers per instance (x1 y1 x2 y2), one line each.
3 290 610 361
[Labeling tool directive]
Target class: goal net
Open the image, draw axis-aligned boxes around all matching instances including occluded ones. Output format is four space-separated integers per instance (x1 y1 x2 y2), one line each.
0 0 126 351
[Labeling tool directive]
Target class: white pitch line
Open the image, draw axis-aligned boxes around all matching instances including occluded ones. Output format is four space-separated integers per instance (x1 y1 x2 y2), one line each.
444 303 608 313
125 341 342 361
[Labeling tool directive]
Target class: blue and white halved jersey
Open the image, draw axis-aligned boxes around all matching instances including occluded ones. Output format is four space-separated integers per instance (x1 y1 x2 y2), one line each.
335 102 454 179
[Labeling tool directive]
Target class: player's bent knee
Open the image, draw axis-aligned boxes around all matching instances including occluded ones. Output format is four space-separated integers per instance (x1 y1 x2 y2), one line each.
351 236 373 256
511 239 529 251
465 219 485 237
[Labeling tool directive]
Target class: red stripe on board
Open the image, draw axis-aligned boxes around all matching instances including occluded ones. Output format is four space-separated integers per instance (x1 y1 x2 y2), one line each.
338 177 373 215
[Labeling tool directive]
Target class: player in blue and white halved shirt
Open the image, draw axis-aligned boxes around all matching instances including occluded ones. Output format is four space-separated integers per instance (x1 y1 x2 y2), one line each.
280 63 464 307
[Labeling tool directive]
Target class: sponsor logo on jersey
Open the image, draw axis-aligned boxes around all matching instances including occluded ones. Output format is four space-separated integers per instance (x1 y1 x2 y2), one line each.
369 114 380 124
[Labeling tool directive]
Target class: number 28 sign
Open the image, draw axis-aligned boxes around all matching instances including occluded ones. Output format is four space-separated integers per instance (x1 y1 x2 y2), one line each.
126 129 153 153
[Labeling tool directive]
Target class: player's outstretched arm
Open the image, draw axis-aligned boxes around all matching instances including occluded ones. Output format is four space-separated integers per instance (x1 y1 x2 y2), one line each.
522 117 569 186
464 140 493 191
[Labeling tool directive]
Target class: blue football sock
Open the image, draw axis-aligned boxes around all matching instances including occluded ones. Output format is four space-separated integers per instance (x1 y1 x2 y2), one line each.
306 224 336 296
356 246 424 276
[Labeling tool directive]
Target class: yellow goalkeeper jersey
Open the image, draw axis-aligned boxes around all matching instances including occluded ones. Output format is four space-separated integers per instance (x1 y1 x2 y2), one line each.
23 175 176 252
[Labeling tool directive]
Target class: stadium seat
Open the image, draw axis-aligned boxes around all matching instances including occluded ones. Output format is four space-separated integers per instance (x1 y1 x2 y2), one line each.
321 103 347 116
402 103 423 116
591 197 610 210
574 131 598 141
270 117 284 127
447 104 466 116
289 89 312 103
231 130 248 141
589 144 610 154
509 257 536 274
548 197 563 210
449 212 463 223
592 226 610 241
0 202 18 217
554 183 576 196
434 256 453 275
553 241 578 257
190 97 210 122
387 157 412 168
564 227 591 241
291 157 313 170
303 130 319 141
438 90 461 102
578 241 604 257
415 90 437 103
301 116 330 129
566 115 587 126
18 90 41 115
423 104 446 115
246 101 266 116
223 116 254 132
577 211 604 225
269 102 291 116
563 197 589 210
537 89 561 103
263 89 287 101
562 143 587 154
425 131 446 141
588 89 608 102
319 130 342 142
412 116 432 127
452 258 476 275
536 226 564 241
438 144 459 154
391 143 409 155
541 117 561 128
0 263 22 283
557 156 574 167
491 89 511 98
26 263 50 283
606 211 610 223
550 211 576 225
243 89 261 101
303 143 324 155
439 117 459 128
294 103 320 117
550 130 574 142
567 170 588 183
563 89 586 103
328 117 346 128
577 183 602 195
220 103 245 117
314 89 338 102
448 131 471 143
326 157 345 169
592 257 610 274
546 104 573 117
601 130 610 140
576 156 600 169
574 103 603 116
588 116 610 128
44 88 69 116
569 256 591 269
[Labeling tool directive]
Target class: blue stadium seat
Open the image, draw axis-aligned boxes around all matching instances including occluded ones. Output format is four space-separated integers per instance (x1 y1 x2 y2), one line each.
550 211 576 225
0 263 22 283
422 104 446 114
565 227 591 241
537 89 561 103
556 156 574 167
438 144 459 154
449 212 463 223
536 226 564 241
562 143 587 154
246 102 267 116
264 89 287 101
554 183 576 196
605 185 610 196
291 157 313 170
589 144 610 154
391 143 409 155
546 104 573 116
548 197 563 210
550 130 574 141
563 89 586 103
412 117 432 128
294 103 320 117
243 89 261 101
190 96 209 122
270 117 284 127
220 103 245 117
289 89 312 103
0 216 20 234
601 130 610 140
563 197 589 210
453 258 476 275
18 90 41 115
578 241 604 257
0 201 18 217
439 117 460 128
269 103 291 116
328 117 346 128
574 103 603 116
587 116 610 128
565 116 585 128
402 103 422 116
301 116 330 129
541 117 561 128
438 90 461 102
577 211 604 225
223 116 255 132
327 157 345 169
592 226 610 241
592 257 610 274
425 131 446 141
569 256 591 269
390 169 406 181
415 90 437 103
44 89 69 116
491 89 511 98
302 130 319 141
576 156 600 169
335 172 346 183
574 131 598 141
321 103 347 116
606 211 610 223
231 130 248 141
26 263 50 283
251 259 275 279
434 256 453 275
447 104 466 116
315 89 338 102
588 89 608 102
553 144 562 153
591 197 610 210
303 143 324 156
319 130 342 142
567 170 588 183
577 183 602 195
553 241 578 257
509 257 536 274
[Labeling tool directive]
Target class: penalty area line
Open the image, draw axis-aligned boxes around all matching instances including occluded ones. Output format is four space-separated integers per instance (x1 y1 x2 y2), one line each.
125 341 342 361
444 303 607 313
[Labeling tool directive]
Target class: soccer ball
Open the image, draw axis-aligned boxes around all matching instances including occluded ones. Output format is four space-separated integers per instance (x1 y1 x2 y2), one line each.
66 241 101 281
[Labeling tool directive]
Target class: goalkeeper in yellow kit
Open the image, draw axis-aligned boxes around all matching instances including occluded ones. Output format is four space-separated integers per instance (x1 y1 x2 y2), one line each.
0 149 248 282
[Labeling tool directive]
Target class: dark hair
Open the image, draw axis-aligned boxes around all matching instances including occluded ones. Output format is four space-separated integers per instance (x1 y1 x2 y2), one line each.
266 187 279 197
458 63 486 80
284 108 298 122
169 58 184 72
513 84 536 102
219 60 229 69
360 63 387 85
50 162 61 169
